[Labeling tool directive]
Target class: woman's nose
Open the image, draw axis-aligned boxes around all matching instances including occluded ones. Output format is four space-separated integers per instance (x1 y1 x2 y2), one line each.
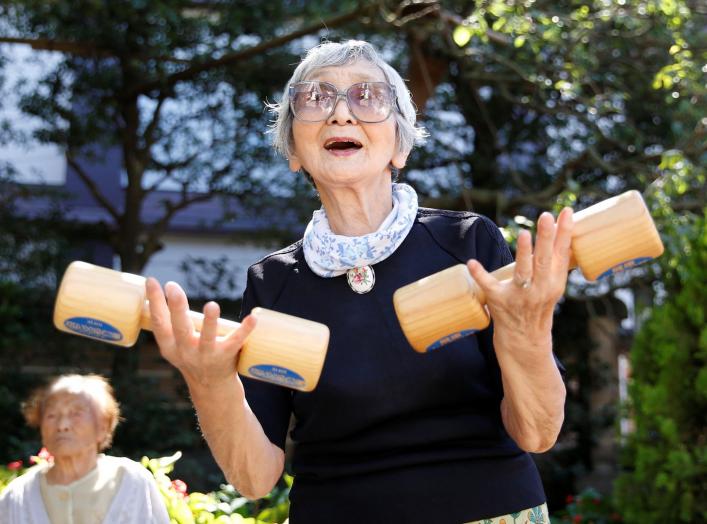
56 414 71 431
327 95 357 125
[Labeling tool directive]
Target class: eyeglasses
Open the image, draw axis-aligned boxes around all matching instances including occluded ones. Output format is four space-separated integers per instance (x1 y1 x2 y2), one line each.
289 81 397 123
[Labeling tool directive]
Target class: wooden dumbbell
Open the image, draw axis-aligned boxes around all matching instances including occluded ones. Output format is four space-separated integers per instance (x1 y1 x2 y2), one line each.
53 261 329 391
393 190 664 353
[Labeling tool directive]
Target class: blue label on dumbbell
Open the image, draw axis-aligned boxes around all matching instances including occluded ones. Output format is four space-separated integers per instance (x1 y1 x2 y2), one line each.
598 257 653 280
426 329 477 352
64 317 123 342
249 365 306 390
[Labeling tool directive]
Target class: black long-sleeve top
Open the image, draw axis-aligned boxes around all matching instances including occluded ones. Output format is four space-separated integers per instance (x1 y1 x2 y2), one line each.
239 208 560 523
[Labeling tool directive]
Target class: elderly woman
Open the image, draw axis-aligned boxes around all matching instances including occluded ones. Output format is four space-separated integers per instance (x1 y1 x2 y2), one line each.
146 40 573 523
0 374 169 524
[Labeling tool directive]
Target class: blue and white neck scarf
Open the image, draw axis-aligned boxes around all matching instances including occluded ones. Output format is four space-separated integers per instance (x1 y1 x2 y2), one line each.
303 183 419 278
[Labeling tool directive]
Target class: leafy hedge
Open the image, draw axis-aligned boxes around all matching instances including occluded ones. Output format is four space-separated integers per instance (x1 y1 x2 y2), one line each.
614 215 707 523
551 488 622 524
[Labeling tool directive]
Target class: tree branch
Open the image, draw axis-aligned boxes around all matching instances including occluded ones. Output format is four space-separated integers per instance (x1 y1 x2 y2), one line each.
142 92 167 159
149 152 200 173
422 181 566 215
672 197 707 212
380 0 441 27
437 8 513 47
0 36 192 63
66 154 121 223
144 152 201 194
0 36 112 56
125 5 372 98
139 191 214 267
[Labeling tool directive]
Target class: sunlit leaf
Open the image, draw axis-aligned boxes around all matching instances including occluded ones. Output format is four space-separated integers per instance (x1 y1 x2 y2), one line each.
453 26 473 47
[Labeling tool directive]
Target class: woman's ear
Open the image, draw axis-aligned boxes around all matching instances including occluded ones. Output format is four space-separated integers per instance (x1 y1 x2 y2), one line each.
391 148 410 170
288 153 302 172
95 417 109 447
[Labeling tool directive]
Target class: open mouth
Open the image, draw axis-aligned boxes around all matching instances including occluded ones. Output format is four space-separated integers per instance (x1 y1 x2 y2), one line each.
324 138 363 151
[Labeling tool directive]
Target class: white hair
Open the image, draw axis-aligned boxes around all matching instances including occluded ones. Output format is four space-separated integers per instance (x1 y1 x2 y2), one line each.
268 40 427 159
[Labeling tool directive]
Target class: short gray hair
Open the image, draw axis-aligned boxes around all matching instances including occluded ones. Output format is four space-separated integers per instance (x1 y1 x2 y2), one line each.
23 374 121 452
268 40 427 159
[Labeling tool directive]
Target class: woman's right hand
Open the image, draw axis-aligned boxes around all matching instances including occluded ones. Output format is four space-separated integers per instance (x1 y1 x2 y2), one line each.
145 278 257 389
146 278 283 498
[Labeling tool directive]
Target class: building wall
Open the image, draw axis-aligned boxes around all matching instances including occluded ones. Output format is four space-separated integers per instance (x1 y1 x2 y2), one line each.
139 233 280 300
0 44 66 185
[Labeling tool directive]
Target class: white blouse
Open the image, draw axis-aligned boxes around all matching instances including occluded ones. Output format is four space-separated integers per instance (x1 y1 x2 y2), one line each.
39 455 123 524
0 455 169 524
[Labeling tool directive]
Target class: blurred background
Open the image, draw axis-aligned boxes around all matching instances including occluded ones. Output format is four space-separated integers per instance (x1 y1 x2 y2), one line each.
0 1 704 522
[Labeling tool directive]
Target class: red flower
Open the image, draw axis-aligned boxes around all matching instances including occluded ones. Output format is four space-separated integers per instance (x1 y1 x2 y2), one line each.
566 494 574 504
573 515 583 523
610 512 622 521
30 447 54 464
593 498 601 505
171 479 188 498
7 460 23 471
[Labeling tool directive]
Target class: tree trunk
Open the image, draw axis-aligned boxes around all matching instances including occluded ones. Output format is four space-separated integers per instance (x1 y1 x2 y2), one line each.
111 90 146 383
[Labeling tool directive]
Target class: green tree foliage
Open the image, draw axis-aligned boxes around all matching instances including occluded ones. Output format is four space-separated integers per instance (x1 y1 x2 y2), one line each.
0 170 78 461
0 0 371 380
415 0 705 221
0 0 368 273
614 212 706 523
2 0 703 259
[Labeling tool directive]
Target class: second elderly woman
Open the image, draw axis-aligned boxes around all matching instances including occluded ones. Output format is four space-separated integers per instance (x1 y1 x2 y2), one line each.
0 374 169 524
147 40 573 523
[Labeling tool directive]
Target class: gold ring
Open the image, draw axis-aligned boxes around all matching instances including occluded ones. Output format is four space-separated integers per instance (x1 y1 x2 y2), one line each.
515 276 532 289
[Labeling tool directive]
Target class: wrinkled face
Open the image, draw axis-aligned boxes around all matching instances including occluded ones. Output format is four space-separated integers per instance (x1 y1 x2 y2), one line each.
40 392 106 458
288 60 409 189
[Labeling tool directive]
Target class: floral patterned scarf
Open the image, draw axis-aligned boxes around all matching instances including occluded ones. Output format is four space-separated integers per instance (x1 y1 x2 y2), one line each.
302 183 418 278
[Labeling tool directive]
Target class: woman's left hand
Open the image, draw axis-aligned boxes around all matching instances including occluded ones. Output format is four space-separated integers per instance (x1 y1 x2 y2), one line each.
467 208 574 353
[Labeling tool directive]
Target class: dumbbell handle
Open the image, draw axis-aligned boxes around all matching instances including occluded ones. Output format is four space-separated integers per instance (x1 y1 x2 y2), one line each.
475 253 580 303
139 303 242 336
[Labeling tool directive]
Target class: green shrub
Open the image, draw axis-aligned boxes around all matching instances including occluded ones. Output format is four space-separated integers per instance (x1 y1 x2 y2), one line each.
0 462 24 493
143 452 290 524
614 215 707 523
552 487 622 524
